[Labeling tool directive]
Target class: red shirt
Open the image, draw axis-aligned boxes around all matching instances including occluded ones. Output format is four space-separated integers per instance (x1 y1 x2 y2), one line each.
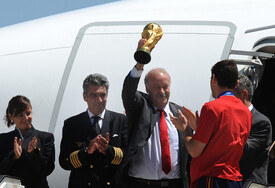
190 96 252 188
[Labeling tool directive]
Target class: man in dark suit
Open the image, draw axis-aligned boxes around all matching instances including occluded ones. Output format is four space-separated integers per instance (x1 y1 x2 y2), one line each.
59 73 127 188
121 39 190 188
234 74 272 187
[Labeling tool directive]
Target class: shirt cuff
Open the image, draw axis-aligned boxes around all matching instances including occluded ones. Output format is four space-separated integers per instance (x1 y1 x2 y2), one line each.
130 66 143 78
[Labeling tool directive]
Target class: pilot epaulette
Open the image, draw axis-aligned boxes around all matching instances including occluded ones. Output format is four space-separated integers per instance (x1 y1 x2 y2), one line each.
111 147 123 165
70 150 82 168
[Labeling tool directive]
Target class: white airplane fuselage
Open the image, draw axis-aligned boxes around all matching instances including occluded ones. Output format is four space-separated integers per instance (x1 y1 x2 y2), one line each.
0 0 275 187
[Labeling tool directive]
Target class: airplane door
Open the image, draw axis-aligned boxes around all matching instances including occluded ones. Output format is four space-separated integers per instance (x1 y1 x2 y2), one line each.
50 20 237 131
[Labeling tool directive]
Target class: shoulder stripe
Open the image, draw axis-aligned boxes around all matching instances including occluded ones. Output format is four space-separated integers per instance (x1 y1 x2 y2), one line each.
69 150 82 168
111 147 123 165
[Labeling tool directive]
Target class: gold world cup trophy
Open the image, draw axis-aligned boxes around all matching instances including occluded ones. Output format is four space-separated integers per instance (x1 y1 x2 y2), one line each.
134 23 163 64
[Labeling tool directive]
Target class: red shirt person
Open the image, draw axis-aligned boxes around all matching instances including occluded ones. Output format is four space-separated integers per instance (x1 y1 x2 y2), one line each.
170 60 252 188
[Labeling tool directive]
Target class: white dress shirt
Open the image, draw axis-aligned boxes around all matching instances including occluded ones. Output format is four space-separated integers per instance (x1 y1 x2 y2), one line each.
128 66 181 180
87 109 105 129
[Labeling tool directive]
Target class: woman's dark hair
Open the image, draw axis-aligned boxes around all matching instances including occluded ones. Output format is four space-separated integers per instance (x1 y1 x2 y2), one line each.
4 95 32 127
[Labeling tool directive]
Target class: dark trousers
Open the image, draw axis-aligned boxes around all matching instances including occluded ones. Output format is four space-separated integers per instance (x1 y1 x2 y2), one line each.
198 176 243 188
128 176 183 188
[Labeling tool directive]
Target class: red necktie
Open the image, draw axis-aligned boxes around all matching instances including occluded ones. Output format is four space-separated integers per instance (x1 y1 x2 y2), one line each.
158 110 172 174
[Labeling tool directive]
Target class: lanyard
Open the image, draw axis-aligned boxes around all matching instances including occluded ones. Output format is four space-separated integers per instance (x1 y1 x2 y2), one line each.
217 91 234 98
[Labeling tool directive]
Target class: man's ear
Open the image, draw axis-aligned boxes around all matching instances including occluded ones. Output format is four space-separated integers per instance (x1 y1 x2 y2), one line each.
234 79 239 89
83 93 87 102
211 74 217 85
243 89 249 100
145 86 149 93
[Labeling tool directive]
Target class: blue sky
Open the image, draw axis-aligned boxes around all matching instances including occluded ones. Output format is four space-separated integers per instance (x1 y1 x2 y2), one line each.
0 0 119 28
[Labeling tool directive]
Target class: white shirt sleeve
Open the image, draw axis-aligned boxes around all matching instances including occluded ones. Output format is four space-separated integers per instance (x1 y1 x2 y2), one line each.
130 66 143 78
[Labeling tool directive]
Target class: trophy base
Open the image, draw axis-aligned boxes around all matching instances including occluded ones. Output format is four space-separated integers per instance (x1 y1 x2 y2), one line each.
134 50 151 64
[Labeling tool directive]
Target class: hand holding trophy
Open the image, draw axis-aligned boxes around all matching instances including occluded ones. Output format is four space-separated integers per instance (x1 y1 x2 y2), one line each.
134 23 163 64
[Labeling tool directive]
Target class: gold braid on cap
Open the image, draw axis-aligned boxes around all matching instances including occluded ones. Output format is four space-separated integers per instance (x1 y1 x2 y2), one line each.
69 150 82 168
111 147 123 165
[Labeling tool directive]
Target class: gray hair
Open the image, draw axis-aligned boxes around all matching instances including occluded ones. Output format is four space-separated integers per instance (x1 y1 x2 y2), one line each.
235 74 254 101
83 73 109 94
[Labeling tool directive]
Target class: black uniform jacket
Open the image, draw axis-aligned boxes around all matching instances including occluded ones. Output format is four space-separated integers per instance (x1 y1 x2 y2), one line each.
59 110 127 188
240 107 272 186
0 126 55 188
122 73 190 188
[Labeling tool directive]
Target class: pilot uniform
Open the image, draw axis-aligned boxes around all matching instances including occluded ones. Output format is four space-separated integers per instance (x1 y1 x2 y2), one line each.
59 109 127 188
0 126 55 188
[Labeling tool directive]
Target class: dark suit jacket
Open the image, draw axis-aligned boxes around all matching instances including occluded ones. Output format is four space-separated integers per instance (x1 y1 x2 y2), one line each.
0 126 55 188
240 107 272 186
122 73 190 188
59 110 127 188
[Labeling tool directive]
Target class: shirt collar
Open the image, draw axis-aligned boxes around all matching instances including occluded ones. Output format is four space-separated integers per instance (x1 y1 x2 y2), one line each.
154 103 171 116
248 104 253 111
15 127 24 140
87 109 105 119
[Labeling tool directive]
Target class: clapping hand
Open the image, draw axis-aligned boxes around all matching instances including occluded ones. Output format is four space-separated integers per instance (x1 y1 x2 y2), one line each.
183 106 199 131
169 110 188 132
87 133 110 155
96 133 109 155
27 137 38 153
170 107 199 132
14 137 22 160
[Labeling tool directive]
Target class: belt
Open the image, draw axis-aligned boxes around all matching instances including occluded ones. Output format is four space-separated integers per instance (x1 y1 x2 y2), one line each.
129 176 182 187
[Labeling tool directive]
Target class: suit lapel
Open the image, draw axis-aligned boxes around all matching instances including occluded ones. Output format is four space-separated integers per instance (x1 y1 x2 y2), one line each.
169 103 179 116
13 129 22 139
150 109 158 135
83 111 98 139
251 106 256 116
149 103 180 135
101 110 111 137
169 102 186 147
169 103 188 177
21 126 37 150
